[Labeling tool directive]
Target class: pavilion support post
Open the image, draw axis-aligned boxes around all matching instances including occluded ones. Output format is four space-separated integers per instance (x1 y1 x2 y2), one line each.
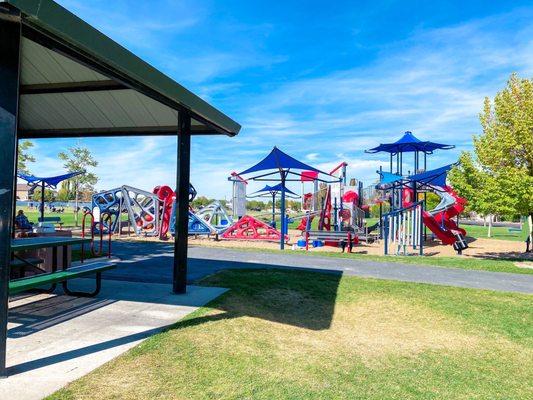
173 111 191 294
0 8 22 377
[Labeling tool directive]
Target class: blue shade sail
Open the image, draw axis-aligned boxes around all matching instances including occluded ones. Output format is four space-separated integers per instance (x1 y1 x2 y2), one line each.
366 131 455 154
238 147 328 175
406 164 455 187
18 171 85 189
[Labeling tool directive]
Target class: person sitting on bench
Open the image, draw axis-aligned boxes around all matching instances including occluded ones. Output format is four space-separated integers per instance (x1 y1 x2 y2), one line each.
15 209 33 230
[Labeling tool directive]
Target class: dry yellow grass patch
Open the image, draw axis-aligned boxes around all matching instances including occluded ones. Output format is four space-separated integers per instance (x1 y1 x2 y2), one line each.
182 292 479 364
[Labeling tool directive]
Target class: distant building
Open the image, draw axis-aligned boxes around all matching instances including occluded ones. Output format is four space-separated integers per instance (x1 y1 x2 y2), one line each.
16 183 31 201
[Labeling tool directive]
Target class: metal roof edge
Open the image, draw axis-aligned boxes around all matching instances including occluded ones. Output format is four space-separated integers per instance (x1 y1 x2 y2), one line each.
3 0 241 136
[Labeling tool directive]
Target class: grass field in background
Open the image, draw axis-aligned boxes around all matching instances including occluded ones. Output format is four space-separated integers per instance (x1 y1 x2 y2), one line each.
460 223 529 242
49 269 533 400
18 206 79 227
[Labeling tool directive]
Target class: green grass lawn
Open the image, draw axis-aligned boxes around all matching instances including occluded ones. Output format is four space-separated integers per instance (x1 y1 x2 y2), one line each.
49 269 533 400
461 223 529 242
18 206 80 227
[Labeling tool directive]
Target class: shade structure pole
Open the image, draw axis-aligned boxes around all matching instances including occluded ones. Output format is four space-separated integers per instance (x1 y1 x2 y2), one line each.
0 7 21 377
40 181 45 221
280 172 286 250
423 152 427 241
173 110 191 294
271 193 276 227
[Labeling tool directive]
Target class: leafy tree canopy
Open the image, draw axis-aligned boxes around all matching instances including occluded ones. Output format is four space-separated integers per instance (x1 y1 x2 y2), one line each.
17 140 35 174
450 73 533 220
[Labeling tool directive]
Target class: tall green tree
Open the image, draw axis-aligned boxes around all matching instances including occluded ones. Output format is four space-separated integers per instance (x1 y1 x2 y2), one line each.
449 73 533 240
58 145 98 226
17 140 35 174
32 187 56 203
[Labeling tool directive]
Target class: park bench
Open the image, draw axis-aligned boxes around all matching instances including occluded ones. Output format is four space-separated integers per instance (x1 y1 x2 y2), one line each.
508 227 522 233
10 256 45 279
305 230 359 253
38 216 64 230
9 261 116 297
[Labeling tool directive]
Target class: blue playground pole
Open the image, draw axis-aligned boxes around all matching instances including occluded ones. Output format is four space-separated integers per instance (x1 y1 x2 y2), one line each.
280 173 286 250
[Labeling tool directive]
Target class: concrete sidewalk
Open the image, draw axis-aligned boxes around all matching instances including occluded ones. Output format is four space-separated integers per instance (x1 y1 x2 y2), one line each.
1 280 226 400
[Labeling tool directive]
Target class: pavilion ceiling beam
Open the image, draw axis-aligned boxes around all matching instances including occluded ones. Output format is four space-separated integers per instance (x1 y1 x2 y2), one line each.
20 80 126 95
19 125 216 138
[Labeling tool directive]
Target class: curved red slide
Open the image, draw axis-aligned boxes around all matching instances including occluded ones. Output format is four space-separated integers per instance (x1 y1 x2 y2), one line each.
422 211 457 245
403 187 467 245
433 186 467 236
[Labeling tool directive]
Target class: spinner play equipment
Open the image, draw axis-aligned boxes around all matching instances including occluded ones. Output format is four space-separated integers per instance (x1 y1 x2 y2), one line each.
91 187 124 233
120 185 161 236
195 201 233 234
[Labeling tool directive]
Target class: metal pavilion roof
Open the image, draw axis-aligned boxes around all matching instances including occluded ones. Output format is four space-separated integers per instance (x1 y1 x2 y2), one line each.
1 0 241 138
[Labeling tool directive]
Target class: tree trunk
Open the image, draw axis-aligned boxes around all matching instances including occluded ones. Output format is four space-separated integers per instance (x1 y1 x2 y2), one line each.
487 214 492 238
527 213 533 251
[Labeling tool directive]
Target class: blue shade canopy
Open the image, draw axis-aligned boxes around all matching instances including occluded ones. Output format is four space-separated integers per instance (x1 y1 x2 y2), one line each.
252 183 298 196
366 131 455 154
238 147 328 175
406 164 454 187
18 171 85 189
378 172 403 185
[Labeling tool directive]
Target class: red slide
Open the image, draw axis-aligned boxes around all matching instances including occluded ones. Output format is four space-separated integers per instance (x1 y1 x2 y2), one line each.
433 186 467 236
422 211 457 245
403 187 467 246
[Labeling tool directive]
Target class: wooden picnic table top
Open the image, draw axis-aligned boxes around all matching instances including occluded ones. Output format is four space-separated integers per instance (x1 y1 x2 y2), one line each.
11 236 91 251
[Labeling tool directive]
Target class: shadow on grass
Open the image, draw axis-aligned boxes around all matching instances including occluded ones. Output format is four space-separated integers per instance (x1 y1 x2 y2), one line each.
7 268 342 376
470 251 533 262
171 268 342 332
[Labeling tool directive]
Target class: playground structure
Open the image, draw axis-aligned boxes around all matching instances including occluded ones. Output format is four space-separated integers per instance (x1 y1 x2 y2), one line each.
247 183 300 228
225 148 377 251
368 132 469 255
92 183 233 240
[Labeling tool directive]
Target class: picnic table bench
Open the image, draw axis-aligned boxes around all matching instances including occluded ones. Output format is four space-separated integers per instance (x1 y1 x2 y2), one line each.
10 236 115 297
38 216 64 230
305 230 359 253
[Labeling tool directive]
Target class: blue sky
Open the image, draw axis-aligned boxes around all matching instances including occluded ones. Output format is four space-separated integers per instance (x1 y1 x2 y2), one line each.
28 0 533 199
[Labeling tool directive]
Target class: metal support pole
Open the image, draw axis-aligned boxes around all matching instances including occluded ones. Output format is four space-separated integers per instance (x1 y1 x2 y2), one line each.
333 197 337 231
423 152 427 241
41 181 45 221
280 172 286 250
173 111 191 294
0 7 21 377
271 193 276 228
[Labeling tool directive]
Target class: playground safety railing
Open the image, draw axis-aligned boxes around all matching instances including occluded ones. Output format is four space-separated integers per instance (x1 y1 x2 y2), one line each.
81 210 112 260
382 201 424 256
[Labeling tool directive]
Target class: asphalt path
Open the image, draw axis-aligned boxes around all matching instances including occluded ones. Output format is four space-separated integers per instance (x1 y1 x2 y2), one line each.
103 241 533 294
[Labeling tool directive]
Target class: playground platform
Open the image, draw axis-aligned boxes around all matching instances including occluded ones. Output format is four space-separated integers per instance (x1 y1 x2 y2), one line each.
1 280 226 400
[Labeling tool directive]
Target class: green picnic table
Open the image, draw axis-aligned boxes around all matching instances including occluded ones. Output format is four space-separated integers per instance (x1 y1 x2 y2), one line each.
11 236 91 251
9 236 115 297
